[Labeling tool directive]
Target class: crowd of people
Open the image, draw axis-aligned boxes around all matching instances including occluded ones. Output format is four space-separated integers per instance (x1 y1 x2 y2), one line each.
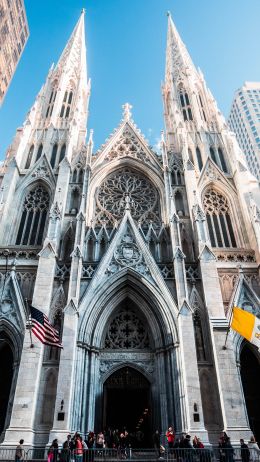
14 429 260 461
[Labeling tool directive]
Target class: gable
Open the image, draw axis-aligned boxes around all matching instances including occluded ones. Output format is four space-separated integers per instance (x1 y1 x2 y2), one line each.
92 121 162 170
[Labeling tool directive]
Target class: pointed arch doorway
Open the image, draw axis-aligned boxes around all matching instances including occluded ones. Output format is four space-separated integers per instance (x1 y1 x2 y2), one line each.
240 343 260 442
0 337 14 435
103 367 151 446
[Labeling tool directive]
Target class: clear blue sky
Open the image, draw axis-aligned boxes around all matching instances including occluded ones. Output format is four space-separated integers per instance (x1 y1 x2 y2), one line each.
0 0 260 159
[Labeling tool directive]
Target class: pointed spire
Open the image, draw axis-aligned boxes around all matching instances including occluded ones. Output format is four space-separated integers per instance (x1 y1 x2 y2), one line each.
55 9 87 78
166 11 198 78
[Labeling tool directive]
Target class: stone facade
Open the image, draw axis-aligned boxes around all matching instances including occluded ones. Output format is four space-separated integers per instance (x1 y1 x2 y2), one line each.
0 10 260 447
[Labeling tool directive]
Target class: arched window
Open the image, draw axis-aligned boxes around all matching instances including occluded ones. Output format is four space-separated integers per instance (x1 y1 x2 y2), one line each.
59 144 66 164
188 148 194 163
171 165 184 185
25 144 34 169
71 165 84 183
203 189 237 248
16 185 50 246
196 147 203 171
35 144 43 162
179 88 193 121
70 186 80 214
50 144 58 168
46 88 57 118
210 147 217 164
198 94 207 122
218 148 228 173
60 90 73 119
175 191 185 216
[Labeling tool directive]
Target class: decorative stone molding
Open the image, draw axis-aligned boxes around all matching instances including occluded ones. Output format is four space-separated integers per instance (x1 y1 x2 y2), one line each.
193 204 206 222
214 249 256 263
0 248 39 260
49 201 62 221
56 263 71 278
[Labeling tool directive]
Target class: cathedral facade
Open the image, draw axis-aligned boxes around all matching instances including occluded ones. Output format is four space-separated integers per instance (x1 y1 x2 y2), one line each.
0 11 260 447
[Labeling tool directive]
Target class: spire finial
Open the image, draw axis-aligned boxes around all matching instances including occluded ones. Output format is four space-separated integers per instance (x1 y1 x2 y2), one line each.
122 103 132 121
81 8 86 15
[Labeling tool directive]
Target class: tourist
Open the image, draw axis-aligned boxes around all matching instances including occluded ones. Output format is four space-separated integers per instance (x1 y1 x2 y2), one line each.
52 439 59 462
96 431 105 452
119 433 126 459
47 443 55 462
15 439 25 462
86 432 95 462
75 434 83 462
193 436 204 449
223 437 234 462
61 435 72 462
248 436 260 461
153 430 161 458
240 439 250 462
166 426 175 452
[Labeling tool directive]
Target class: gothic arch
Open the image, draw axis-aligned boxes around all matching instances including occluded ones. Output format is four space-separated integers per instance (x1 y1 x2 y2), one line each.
201 184 242 248
78 269 179 349
87 160 166 225
101 361 153 386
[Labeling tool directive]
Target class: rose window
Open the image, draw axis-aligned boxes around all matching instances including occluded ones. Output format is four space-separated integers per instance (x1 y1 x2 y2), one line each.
105 307 150 349
95 168 160 224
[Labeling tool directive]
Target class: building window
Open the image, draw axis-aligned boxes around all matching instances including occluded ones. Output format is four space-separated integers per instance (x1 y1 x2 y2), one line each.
209 147 217 164
46 89 57 118
179 89 193 121
16 185 50 246
59 144 66 164
203 189 237 248
60 90 73 119
196 147 203 171
25 144 34 169
50 144 58 168
35 144 43 162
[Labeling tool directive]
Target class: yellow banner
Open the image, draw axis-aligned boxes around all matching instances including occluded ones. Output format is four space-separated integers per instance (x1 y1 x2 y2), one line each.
231 307 255 342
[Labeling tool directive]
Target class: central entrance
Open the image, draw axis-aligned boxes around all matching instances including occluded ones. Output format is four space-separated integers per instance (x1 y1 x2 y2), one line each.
103 367 151 445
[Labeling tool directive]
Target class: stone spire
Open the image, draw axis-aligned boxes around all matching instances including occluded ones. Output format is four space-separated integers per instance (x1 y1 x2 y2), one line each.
166 12 198 81
55 9 87 80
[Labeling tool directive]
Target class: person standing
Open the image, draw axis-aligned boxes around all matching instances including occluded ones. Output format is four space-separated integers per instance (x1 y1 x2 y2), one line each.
248 436 260 461
166 426 175 452
153 430 161 458
75 434 83 462
240 439 250 462
15 440 25 462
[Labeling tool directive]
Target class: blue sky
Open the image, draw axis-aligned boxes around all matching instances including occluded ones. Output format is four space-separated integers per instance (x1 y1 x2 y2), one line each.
0 0 260 159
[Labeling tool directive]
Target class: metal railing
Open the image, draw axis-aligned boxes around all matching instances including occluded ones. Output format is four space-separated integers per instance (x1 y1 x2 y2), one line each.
0 447 259 462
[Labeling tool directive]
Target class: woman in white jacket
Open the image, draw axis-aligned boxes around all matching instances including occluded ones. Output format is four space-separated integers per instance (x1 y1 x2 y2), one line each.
248 436 260 461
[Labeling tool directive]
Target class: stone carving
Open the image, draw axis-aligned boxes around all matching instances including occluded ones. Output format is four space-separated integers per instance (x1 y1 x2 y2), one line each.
56 264 71 278
215 250 256 263
0 288 19 325
193 204 206 222
82 264 96 278
114 233 142 268
31 163 50 179
95 168 160 225
49 201 62 221
204 163 221 182
99 360 154 375
105 307 150 349
160 264 174 279
104 127 153 165
0 248 38 260
203 189 229 214
106 227 151 279
186 265 200 282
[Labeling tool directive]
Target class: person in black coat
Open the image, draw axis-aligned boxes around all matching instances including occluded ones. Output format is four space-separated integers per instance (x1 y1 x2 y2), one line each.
240 439 250 462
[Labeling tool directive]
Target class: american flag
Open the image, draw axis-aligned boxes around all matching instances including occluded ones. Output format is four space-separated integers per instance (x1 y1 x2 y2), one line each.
30 306 63 348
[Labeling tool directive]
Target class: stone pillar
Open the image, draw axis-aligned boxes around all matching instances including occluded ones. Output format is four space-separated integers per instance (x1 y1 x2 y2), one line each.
49 301 79 441
178 302 209 441
4 243 57 445
199 246 251 442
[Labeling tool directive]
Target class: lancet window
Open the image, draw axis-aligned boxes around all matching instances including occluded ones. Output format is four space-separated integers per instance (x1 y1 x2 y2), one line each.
50 143 58 168
71 164 84 183
60 90 73 119
198 94 207 122
59 144 66 164
16 185 50 246
196 147 203 171
179 88 193 121
25 144 34 169
203 189 237 248
209 146 228 173
46 88 57 118
193 311 206 361
35 144 43 162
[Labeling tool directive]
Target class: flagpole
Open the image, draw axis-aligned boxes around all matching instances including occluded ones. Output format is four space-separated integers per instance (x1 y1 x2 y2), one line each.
223 306 234 350
25 298 34 348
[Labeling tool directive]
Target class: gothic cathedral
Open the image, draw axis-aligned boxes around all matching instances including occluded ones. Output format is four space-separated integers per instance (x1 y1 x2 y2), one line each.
0 11 260 447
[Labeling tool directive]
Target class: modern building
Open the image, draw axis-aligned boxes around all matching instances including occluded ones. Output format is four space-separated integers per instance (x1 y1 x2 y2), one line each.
0 10 260 448
228 82 260 181
0 0 29 105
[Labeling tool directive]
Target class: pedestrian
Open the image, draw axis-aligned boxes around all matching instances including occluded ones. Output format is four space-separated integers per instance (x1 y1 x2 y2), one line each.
15 440 25 462
52 439 59 462
240 439 250 462
118 433 126 459
61 435 72 462
166 426 175 453
75 434 83 462
153 430 161 458
248 436 260 461
223 437 234 462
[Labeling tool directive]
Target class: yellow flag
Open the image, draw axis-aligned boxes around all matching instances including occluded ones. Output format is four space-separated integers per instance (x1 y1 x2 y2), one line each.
231 307 260 350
